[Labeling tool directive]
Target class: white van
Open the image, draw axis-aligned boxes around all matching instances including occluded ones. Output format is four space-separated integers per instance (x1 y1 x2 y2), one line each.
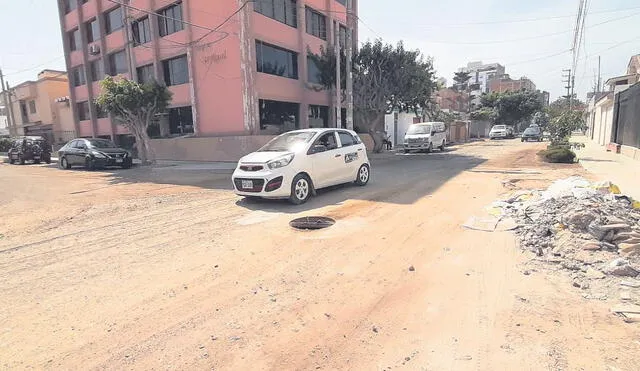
403 122 447 153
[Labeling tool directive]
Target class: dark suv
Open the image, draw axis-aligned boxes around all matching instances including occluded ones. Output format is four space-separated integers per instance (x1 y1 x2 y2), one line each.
7 136 52 165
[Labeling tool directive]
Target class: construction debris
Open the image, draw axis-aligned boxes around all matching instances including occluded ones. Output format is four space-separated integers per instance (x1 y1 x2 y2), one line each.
469 176 640 308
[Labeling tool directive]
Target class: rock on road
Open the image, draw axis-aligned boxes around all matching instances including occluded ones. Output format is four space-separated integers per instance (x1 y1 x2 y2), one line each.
0 140 639 370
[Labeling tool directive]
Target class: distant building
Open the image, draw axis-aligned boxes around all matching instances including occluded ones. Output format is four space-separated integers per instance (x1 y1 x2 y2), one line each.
459 61 506 93
436 88 468 114
0 70 75 144
538 90 550 106
458 61 505 109
488 75 536 93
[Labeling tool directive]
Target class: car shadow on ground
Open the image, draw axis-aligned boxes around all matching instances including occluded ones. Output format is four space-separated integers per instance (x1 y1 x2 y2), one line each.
234 152 488 213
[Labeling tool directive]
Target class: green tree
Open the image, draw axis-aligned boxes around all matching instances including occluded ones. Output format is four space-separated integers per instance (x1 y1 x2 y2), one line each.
453 71 472 91
95 77 172 164
476 90 543 130
547 110 585 145
309 40 436 152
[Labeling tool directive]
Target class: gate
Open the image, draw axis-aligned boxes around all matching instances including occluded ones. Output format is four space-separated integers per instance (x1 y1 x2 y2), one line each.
612 83 640 149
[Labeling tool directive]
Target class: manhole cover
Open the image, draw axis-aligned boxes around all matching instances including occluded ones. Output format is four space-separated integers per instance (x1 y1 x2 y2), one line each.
290 216 336 230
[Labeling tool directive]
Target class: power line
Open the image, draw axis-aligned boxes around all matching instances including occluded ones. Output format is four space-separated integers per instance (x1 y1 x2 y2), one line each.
410 5 640 27
3 55 66 76
409 9 640 45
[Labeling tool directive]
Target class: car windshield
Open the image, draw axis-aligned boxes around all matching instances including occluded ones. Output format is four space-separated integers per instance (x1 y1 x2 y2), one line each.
406 125 432 135
258 131 316 152
492 125 506 131
88 139 117 148
524 128 539 134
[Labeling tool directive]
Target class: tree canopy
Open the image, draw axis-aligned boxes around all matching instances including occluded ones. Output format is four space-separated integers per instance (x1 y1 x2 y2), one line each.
475 90 543 129
309 40 436 152
95 77 172 163
453 71 472 91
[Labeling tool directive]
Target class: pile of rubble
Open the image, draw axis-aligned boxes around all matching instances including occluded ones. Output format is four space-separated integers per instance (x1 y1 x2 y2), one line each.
488 177 640 283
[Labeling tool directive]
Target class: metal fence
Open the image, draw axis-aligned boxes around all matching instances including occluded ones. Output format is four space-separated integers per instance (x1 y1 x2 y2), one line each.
613 83 640 149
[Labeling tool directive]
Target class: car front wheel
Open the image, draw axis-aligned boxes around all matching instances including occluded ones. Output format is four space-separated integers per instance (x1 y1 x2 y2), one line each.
19 155 25 165
355 164 370 186
289 174 312 205
60 156 71 170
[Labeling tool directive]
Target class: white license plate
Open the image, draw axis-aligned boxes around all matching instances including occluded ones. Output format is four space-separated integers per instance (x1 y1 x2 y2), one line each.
115 158 123 163
242 180 253 189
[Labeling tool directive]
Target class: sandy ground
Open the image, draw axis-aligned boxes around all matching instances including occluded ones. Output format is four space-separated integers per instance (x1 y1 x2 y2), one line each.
1 140 639 370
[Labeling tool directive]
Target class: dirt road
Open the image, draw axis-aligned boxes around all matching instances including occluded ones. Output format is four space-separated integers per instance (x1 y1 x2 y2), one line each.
1 140 639 370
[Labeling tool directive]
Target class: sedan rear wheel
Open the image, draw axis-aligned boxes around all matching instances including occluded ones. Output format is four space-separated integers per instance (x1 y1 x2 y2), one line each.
289 174 312 205
355 164 370 186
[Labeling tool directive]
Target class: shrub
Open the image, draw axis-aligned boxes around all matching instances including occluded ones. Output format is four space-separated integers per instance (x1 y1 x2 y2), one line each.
538 146 576 163
0 138 12 152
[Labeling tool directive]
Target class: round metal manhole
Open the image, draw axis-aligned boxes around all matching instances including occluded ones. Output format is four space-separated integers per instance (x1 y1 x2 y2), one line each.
289 216 336 230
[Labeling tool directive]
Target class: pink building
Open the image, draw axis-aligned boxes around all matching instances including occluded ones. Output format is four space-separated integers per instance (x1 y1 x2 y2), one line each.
57 0 358 148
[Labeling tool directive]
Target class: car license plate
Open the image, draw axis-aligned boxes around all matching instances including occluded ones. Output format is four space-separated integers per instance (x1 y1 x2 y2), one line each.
34 156 40 160
242 180 253 189
115 158 123 163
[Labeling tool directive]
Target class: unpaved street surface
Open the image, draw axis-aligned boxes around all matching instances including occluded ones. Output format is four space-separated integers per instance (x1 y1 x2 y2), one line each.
1 140 639 370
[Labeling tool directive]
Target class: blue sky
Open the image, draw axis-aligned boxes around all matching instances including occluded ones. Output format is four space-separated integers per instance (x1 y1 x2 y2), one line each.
0 0 638 100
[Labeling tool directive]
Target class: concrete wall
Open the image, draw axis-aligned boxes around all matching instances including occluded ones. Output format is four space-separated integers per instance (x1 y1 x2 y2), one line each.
150 133 375 162
591 98 614 146
620 145 640 161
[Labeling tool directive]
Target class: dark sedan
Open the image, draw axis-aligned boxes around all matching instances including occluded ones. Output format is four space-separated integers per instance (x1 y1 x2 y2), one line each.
58 138 133 170
521 127 542 142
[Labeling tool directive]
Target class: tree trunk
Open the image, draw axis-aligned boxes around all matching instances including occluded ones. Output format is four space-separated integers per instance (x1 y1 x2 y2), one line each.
132 127 153 165
367 113 385 153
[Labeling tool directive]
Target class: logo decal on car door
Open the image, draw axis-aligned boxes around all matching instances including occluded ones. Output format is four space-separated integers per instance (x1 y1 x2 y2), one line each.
345 152 359 163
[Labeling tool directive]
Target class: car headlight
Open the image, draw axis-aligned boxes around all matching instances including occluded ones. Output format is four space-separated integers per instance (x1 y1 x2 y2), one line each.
92 151 108 158
267 153 294 170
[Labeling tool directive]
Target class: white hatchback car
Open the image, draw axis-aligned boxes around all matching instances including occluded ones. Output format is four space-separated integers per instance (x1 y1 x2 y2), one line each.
232 129 371 204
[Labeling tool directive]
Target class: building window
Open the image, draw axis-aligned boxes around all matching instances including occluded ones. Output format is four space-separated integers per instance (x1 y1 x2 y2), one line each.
77 101 90 121
335 0 346 5
137 64 155 84
162 55 189 86
85 18 100 42
106 51 127 76
305 7 327 40
307 56 323 84
256 41 298 79
72 65 86 87
158 2 184 37
259 99 299 134
63 0 77 14
168 106 194 135
68 28 81 51
132 17 152 45
105 6 124 34
28 101 37 114
308 105 329 128
254 0 297 28
339 24 348 47
89 60 104 81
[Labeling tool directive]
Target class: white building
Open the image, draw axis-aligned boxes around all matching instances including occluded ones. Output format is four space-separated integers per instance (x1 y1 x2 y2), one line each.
458 61 506 108
0 106 9 137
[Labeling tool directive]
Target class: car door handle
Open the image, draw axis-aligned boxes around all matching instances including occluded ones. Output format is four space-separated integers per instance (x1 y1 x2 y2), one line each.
335 154 342 158
357 148 363 151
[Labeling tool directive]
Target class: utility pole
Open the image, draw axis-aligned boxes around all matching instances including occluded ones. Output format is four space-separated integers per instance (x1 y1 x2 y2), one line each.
0 69 12 131
562 69 573 109
334 20 342 128
345 0 354 130
597 56 602 92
